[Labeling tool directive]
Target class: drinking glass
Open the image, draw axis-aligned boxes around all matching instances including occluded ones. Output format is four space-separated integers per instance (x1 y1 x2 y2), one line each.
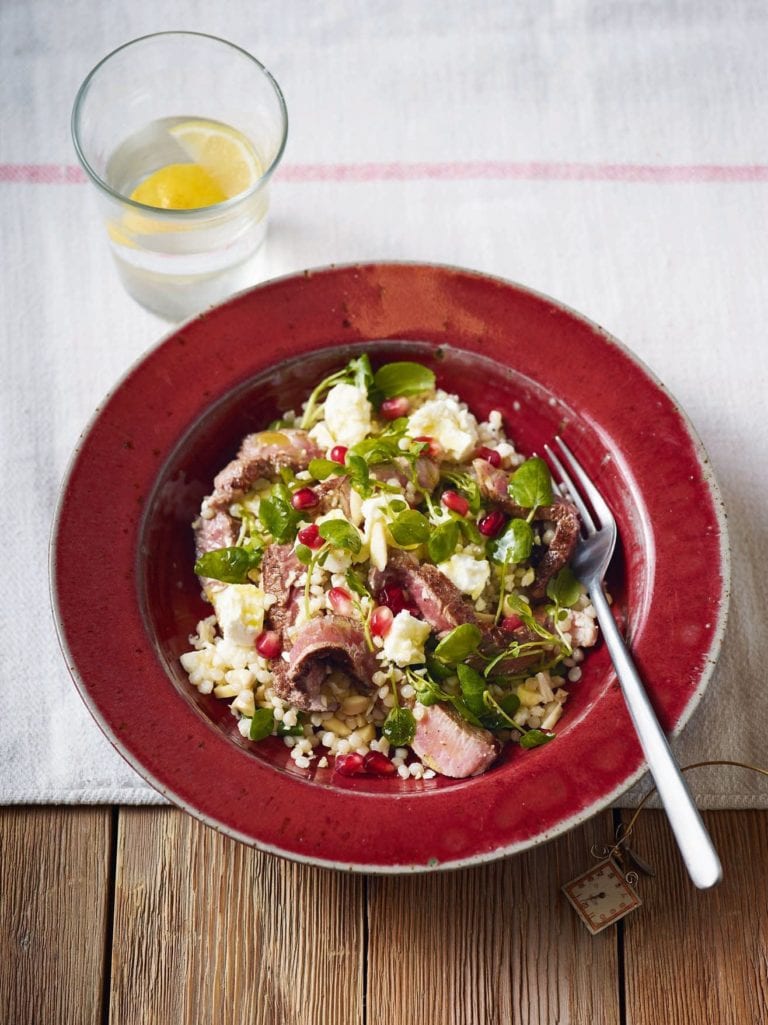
72 32 288 321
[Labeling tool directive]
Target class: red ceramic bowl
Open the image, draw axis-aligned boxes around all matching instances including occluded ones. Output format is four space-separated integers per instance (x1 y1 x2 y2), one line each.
51 263 729 871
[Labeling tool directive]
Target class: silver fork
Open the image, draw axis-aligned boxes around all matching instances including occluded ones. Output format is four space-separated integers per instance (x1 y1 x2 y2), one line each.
544 436 722 890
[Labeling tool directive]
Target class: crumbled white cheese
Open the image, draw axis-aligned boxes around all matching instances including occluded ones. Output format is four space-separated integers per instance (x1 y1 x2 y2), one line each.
437 552 491 600
211 584 266 647
323 383 372 447
382 611 431 667
308 420 334 451
406 394 479 461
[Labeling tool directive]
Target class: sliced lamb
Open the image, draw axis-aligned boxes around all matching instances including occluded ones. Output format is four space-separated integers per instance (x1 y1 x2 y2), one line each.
313 474 352 517
271 614 378 711
473 459 580 599
411 704 499 778
382 550 477 634
261 543 304 633
527 501 581 598
194 508 238 558
208 429 322 510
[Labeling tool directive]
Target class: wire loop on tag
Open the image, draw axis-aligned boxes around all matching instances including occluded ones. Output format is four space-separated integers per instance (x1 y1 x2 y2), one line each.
606 760 768 863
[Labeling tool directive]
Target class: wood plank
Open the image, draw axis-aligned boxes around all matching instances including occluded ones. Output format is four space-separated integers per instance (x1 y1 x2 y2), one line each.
110 807 365 1025
367 812 620 1025
0 807 112 1025
623 809 768 1025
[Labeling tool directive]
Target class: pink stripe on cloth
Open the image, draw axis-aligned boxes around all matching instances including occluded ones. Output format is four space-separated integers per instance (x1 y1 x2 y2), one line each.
278 161 768 183
0 164 87 183
2 161 768 185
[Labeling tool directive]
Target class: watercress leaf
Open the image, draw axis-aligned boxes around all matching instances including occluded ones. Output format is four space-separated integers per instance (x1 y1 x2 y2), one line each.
389 509 431 546
508 457 554 509
350 436 402 466
434 623 483 664
491 517 534 564
456 663 488 718
457 518 485 546
425 655 456 682
345 567 370 598
480 690 520 729
318 518 362 554
275 715 304 737
380 416 410 437
294 544 313 565
447 695 485 728
345 453 371 493
428 519 460 563
273 480 293 505
249 708 275 742
546 566 582 608
374 361 435 398
309 458 344 481
258 496 299 543
499 692 521 718
519 728 556 749
382 706 416 746
194 546 262 584
413 676 446 706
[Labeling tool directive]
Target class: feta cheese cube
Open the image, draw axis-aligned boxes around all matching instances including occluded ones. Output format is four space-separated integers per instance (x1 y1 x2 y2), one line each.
406 394 479 461
323 383 372 447
211 584 266 647
437 552 491 600
382 611 431 667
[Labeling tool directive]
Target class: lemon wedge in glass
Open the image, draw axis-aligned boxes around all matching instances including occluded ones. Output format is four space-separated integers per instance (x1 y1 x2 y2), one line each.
129 163 228 210
169 119 262 199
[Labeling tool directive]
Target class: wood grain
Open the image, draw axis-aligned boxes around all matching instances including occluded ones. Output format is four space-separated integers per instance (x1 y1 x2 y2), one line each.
0 806 111 1025
622 809 768 1025
367 812 619 1025
109 807 365 1025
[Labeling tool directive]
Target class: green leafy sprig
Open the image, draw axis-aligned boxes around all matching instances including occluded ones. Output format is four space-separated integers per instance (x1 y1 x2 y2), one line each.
194 545 263 584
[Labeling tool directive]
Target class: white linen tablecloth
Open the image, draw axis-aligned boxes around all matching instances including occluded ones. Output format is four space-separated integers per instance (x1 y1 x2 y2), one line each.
1 0 766 807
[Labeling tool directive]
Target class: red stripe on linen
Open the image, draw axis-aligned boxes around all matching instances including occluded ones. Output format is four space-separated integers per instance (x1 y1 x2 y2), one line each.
2 161 768 185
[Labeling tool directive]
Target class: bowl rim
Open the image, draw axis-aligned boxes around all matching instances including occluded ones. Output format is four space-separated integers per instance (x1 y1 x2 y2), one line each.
50 260 730 871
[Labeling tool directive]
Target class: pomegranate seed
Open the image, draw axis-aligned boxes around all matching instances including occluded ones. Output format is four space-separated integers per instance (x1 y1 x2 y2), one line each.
370 605 394 638
297 523 322 549
363 751 396 777
441 490 469 516
255 630 281 659
501 614 524 632
334 753 366 776
380 396 410 420
478 509 507 537
328 586 354 616
330 445 348 464
291 487 319 511
414 435 441 459
379 584 407 614
476 446 501 468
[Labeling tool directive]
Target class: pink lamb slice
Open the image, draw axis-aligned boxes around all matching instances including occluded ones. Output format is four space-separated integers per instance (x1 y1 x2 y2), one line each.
411 704 499 778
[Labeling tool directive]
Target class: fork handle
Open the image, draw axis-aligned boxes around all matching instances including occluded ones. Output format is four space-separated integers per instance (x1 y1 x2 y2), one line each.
589 587 722 889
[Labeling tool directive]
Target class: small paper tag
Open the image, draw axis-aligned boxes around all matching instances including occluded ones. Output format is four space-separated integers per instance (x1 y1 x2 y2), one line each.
562 858 642 935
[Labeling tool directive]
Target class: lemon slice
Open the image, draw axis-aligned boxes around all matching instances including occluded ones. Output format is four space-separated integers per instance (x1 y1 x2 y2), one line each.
169 119 262 199
129 163 228 210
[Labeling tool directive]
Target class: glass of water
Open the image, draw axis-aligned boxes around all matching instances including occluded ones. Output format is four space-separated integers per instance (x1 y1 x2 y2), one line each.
72 32 288 321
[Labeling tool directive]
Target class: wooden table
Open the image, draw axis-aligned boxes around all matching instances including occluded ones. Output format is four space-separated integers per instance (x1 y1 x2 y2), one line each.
2 806 766 1024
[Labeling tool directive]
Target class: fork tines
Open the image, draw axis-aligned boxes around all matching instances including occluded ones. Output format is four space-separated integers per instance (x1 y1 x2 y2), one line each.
544 437 608 532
